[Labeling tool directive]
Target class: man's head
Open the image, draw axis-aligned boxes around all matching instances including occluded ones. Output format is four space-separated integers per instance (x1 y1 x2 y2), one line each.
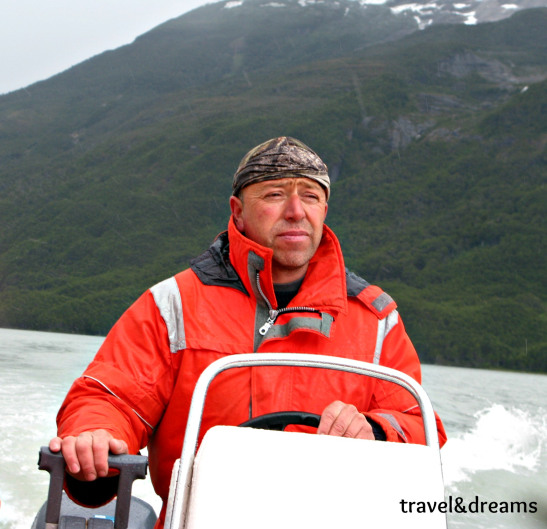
230 137 330 284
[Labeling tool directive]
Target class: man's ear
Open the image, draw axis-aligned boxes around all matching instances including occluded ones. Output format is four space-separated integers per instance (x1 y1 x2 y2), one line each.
230 195 245 232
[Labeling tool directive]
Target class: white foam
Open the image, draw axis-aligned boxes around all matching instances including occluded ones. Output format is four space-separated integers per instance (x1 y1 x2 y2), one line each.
440 404 545 487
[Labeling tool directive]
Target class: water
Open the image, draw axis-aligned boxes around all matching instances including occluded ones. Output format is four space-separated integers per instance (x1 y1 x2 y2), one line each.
0 328 545 528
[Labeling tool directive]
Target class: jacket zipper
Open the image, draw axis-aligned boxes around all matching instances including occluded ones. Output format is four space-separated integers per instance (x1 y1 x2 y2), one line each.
255 272 320 336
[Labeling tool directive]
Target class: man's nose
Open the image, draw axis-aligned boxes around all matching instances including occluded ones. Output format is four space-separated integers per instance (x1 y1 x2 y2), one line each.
284 193 306 221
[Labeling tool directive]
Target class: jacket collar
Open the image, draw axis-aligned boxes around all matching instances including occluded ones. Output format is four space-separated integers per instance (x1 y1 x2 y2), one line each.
227 216 348 316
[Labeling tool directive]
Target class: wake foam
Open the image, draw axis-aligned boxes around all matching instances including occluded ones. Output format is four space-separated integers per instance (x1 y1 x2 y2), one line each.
440 404 546 487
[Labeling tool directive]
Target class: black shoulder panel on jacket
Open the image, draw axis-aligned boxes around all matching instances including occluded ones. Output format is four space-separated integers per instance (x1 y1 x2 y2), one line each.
345 268 370 297
190 232 249 295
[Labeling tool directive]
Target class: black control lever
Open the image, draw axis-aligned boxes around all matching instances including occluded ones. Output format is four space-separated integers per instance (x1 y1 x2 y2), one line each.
38 446 148 529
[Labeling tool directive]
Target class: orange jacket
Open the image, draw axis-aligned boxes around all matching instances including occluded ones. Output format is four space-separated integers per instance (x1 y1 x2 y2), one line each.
57 217 446 523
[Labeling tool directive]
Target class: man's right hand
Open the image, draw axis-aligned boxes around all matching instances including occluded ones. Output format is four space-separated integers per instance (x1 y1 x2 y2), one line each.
49 430 128 482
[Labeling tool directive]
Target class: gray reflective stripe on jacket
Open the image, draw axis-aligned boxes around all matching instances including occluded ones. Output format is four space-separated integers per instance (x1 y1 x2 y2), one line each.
371 292 395 314
373 310 399 365
372 310 409 441
377 412 408 442
150 276 186 353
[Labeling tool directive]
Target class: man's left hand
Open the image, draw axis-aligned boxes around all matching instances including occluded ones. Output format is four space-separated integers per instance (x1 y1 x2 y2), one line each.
317 400 375 440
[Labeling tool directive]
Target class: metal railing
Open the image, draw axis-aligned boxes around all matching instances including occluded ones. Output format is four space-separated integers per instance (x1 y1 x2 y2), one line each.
164 353 441 529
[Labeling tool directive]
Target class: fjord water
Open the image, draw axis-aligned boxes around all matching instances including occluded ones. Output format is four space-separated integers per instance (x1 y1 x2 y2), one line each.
1 328 545 529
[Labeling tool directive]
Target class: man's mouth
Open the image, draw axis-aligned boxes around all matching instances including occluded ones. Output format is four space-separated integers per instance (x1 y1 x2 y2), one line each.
277 230 310 242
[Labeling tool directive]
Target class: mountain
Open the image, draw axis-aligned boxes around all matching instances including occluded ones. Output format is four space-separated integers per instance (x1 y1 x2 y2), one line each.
0 1 545 372
370 0 547 26
219 0 547 28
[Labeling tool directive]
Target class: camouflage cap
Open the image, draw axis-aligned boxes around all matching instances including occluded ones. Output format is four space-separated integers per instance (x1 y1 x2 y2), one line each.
232 137 330 200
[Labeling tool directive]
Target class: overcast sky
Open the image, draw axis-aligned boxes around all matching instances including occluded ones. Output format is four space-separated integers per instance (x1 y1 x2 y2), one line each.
0 0 212 95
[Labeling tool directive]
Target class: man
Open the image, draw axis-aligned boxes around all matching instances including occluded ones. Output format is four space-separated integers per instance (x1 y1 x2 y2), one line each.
50 137 446 525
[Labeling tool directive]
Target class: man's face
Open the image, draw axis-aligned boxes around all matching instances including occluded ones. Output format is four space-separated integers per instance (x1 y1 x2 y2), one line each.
230 177 328 284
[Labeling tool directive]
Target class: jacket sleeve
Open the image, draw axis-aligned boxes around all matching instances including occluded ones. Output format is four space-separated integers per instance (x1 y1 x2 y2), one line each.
362 310 447 448
56 289 176 454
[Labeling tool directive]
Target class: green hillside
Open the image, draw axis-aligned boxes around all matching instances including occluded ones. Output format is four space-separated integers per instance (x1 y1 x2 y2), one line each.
0 3 545 371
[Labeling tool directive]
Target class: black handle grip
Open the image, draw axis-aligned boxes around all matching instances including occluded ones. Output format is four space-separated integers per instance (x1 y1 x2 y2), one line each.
239 411 321 431
38 447 148 529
